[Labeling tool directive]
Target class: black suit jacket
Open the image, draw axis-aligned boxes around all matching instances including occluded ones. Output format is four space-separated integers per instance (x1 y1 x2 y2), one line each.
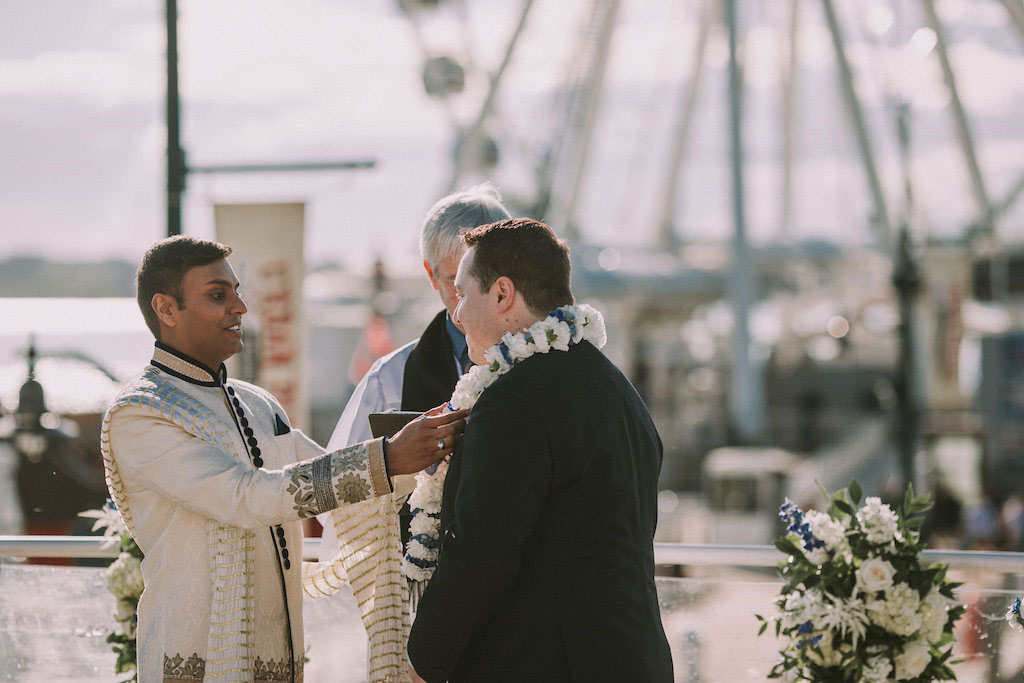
407 340 673 682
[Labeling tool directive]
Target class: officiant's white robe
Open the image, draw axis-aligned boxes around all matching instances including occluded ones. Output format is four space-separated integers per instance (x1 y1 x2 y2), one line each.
102 343 395 682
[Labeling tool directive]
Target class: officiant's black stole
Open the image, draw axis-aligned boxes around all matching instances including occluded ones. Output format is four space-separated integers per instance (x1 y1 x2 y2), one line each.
401 309 459 412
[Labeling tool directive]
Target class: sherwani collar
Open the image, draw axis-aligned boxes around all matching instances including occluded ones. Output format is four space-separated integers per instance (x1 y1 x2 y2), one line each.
151 341 227 387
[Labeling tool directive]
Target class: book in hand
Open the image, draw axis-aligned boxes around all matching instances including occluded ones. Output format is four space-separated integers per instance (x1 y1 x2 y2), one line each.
368 411 422 438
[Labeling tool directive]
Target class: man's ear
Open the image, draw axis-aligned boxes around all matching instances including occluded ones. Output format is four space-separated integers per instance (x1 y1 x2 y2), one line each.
423 260 440 291
152 293 178 330
493 276 516 313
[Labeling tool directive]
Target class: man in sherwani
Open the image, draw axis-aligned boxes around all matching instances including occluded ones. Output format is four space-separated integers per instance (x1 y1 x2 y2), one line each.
102 235 465 682
407 219 673 682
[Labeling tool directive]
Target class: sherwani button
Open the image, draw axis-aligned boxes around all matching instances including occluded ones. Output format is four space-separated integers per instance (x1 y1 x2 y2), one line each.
281 548 289 559
243 427 254 437
275 526 285 538
240 416 249 428
247 437 258 447
227 386 235 396
253 457 264 468
251 446 261 457
232 397 240 408
283 559 291 570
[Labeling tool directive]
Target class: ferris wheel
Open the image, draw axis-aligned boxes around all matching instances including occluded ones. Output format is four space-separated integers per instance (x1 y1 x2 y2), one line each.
397 0 1024 255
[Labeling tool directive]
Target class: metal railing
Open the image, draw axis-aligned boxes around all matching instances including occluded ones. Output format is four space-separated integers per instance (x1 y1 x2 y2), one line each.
3 536 1024 573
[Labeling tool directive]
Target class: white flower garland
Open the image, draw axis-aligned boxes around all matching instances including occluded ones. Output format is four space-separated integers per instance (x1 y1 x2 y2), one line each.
401 303 607 583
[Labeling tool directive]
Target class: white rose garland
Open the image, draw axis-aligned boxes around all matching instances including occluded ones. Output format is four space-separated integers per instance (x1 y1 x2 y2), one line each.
401 304 607 584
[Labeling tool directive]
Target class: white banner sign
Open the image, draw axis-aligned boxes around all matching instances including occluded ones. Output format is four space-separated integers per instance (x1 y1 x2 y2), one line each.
214 203 308 431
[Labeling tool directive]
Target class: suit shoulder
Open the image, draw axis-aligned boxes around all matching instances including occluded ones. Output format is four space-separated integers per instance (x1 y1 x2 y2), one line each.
484 342 599 397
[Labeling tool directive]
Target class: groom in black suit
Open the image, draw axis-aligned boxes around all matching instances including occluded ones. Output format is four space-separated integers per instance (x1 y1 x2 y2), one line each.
407 219 673 682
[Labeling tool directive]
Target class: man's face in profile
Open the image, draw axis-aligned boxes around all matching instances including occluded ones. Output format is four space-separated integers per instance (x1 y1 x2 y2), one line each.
452 247 499 365
426 248 464 331
162 258 248 368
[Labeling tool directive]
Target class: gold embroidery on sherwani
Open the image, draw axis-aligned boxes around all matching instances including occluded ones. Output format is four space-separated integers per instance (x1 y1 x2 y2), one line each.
163 652 206 679
336 472 372 504
152 345 217 384
287 445 376 517
253 656 304 681
311 454 339 514
287 461 320 517
331 448 367 473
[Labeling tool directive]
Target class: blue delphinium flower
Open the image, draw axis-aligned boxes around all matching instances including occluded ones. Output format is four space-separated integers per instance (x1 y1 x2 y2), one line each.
1009 596 1024 632
779 499 826 552
796 633 823 650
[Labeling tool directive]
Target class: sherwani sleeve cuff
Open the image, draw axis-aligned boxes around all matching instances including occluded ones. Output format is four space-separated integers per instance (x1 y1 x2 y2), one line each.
291 437 391 518
366 436 392 497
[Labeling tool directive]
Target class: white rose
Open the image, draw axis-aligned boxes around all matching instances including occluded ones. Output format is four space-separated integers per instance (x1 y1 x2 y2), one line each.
105 553 144 600
894 639 931 680
408 463 447 512
528 321 551 352
862 655 893 681
856 557 897 594
575 304 607 348
113 597 136 624
483 344 510 372
408 513 437 536
502 331 532 360
547 319 572 352
918 589 951 643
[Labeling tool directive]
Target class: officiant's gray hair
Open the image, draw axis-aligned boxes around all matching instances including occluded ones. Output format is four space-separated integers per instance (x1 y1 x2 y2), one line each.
420 183 510 267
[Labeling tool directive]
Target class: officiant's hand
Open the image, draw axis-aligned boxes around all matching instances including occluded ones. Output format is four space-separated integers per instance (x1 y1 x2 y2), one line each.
384 405 469 476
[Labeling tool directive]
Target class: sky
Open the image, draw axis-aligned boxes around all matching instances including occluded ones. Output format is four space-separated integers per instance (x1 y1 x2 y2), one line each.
1 0 1023 273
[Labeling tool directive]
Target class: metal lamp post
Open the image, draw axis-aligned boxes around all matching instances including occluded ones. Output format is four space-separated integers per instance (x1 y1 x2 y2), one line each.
12 342 50 463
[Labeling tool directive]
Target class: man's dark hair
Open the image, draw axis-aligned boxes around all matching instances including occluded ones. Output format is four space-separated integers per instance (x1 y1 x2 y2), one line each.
460 218 573 316
136 236 233 338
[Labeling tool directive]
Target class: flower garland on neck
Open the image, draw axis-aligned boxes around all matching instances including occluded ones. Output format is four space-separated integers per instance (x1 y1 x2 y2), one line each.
401 303 607 585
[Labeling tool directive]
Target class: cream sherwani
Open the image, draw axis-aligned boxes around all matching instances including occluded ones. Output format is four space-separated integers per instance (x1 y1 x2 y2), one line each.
102 343 393 682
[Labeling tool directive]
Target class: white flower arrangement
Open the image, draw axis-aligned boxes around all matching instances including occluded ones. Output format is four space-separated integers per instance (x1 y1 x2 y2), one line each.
81 499 142 680
401 304 606 584
757 481 964 682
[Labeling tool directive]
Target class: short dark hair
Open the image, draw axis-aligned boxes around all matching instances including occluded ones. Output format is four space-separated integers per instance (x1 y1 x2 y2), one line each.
136 236 232 338
460 218 573 316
